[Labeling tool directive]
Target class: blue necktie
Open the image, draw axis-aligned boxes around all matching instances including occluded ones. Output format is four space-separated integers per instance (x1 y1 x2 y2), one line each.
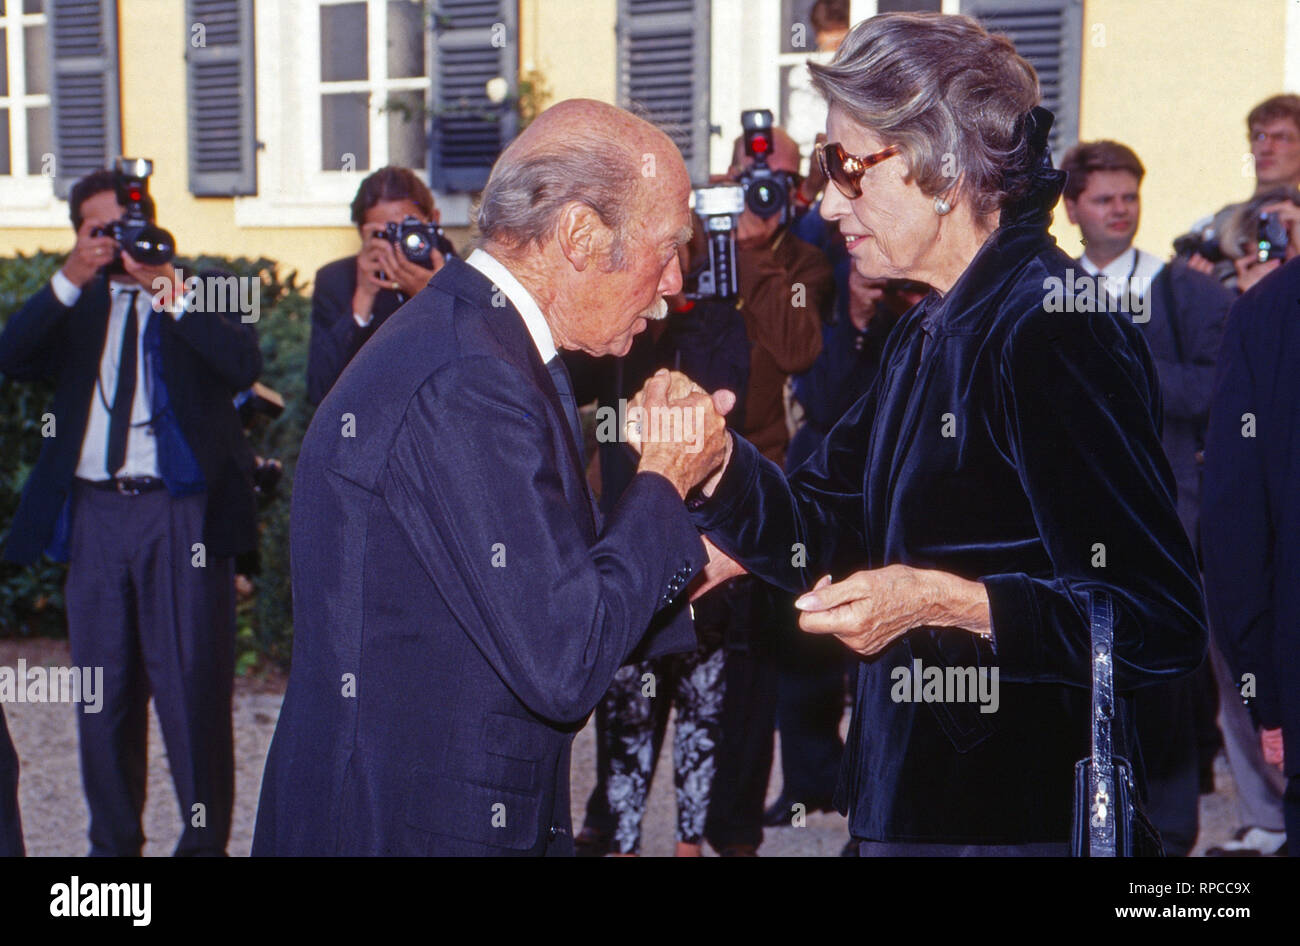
546 355 585 467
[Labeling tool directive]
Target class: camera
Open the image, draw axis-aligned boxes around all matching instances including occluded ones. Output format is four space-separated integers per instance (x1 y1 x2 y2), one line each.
1255 211 1289 263
738 109 797 227
90 157 176 265
684 184 745 301
1172 226 1226 263
379 215 456 268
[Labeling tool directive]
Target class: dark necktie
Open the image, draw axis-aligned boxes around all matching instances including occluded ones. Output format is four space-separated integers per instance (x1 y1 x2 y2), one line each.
105 290 140 477
545 355 585 467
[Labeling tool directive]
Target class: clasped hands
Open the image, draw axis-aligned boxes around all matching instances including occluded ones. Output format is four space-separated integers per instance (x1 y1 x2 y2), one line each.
628 373 992 650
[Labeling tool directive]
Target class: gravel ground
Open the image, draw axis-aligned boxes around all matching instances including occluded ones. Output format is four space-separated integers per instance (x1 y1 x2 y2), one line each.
3 638 1241 856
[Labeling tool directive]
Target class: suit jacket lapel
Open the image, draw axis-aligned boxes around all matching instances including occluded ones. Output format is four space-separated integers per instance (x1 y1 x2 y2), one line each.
436 258 598 540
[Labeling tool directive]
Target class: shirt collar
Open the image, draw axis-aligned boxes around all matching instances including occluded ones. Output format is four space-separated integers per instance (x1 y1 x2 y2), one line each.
465 248 557 363
1079 246 1136 279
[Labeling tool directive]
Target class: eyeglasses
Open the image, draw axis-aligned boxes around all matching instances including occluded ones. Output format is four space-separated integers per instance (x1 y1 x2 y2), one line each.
817 142 902 199
1251 129 1300 147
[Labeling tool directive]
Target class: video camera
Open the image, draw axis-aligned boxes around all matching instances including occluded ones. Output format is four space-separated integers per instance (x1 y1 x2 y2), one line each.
738 109 797 228
90 157 176 265
378 215 457 268
684 184 745 301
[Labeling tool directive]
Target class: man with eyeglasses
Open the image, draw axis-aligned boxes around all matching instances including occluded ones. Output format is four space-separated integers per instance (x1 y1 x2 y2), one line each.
1178 94 1300 291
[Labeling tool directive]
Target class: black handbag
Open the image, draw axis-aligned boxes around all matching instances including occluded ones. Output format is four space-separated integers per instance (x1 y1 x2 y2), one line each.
1070 590 1165 857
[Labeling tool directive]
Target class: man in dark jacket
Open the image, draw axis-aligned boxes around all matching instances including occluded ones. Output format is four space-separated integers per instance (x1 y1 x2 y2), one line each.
252 100 729 857
1202 257 1300 855
1061 140 1234 855
0 169 262 855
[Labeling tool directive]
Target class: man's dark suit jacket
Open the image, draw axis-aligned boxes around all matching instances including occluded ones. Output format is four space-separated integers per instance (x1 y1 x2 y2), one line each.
252 257 705 856
306 256 405 406
1138 261 1234 544
1201 257 1300 777
0 273 262 564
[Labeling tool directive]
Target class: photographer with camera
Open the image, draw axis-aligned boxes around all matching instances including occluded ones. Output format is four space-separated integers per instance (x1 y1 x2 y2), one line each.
0 162 262 856
1177 94 1300 291
697 115 832 855
307 166 453 405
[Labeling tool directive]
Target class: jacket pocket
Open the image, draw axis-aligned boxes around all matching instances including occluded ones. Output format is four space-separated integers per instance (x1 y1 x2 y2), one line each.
909 632 999 753
481 712 548 793
404 767 542 852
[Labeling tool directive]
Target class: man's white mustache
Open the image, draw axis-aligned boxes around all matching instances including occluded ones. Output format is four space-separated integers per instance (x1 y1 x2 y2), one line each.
643 297 669 321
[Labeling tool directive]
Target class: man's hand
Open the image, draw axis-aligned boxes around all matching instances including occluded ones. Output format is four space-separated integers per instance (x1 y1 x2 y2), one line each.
1234 255 1281 293
124 256 185 310
793 565 992 656
634 369 732 499
61 219 119 288
372 238 441 298
688 536 747 600
1261 727 1284 769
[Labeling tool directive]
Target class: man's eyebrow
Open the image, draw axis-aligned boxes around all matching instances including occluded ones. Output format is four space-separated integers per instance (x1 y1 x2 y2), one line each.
672 223 694 245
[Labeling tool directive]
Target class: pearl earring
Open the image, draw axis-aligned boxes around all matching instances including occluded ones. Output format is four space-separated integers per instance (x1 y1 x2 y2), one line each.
934 196 952 216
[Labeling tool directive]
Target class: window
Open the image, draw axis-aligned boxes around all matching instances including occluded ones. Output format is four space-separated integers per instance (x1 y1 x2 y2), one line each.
237 0 492 228
318 0 429 173
0 0 51 177
0 0 62 224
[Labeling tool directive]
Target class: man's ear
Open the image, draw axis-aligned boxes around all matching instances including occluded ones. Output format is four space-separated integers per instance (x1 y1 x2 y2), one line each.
555 201 610 272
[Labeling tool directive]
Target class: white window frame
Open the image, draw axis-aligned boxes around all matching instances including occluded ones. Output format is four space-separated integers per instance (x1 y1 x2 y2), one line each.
0 2 64 228
236 0 470 229
709 0 881 178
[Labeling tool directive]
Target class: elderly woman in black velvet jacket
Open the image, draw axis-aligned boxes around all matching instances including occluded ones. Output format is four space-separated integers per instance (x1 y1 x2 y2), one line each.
680 12 1207 855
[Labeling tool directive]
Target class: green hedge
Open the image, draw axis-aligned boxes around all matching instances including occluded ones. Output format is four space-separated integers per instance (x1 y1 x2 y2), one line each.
0 251 311 672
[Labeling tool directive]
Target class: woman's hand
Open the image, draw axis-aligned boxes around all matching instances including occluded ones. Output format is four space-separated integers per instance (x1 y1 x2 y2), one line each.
689 536 747 600
794 564 992 656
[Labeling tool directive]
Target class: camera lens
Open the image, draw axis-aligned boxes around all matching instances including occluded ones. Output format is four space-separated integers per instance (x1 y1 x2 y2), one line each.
746 179 785 219
128 224 176 265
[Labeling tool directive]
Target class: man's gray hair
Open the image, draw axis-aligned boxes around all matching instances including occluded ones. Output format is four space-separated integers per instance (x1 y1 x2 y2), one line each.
810 12 1040 219
475 141 641 268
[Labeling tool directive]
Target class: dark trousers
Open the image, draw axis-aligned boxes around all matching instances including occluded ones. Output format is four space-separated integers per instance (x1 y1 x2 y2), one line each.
1134 673 1201 856
1286 775 1300 856
773 609 846 805
0 706 23 856
65 482 235 856
704 577 778 851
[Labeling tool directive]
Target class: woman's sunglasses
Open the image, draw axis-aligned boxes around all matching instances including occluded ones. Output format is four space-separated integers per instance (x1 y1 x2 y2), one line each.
817 142 902 199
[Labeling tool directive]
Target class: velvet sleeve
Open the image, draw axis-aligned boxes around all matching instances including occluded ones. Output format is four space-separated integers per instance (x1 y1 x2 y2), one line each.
980 307 1208 691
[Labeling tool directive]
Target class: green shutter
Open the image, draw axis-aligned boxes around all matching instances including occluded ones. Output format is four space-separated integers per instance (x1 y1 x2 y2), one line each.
185 0 257 195
617 0 711 185
963 0 1083 161
429 0 518 192
47 0 121 198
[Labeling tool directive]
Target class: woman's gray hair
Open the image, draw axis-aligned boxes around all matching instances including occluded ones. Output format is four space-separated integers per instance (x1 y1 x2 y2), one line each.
1219 187 1300 260
810 12 1041 219
474 138 641 268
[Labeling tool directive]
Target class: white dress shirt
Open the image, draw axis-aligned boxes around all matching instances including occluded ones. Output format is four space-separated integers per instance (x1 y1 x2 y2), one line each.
50 270 181 480
465 248 557 364
1078 246 1165 302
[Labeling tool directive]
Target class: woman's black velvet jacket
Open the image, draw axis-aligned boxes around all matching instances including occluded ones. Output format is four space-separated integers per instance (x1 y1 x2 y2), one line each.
690 142 1208 845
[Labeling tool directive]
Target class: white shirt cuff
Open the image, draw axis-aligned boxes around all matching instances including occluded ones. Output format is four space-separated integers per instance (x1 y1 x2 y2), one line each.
50 269 82 308
353 311 372 328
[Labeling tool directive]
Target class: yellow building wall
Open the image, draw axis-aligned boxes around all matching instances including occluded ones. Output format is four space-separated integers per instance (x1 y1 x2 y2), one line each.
519 0 618 104
1050 0 1290 259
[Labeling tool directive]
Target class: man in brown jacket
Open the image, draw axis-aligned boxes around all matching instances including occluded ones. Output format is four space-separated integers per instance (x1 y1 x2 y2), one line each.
705 127 834 855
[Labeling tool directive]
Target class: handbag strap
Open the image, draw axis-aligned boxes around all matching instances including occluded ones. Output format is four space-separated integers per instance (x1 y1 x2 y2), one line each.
1088 589 1117 857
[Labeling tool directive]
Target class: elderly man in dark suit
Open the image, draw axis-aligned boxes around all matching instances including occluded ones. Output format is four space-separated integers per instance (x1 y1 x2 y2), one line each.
0 169 262 856
1202 257 1300 856
252 99 732 856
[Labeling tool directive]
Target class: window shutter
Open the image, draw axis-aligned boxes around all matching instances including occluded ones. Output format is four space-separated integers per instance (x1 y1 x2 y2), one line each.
962 0 1082 161
47 0 122 198
617 0 711 185
429 0 518 193
185 0 256 195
